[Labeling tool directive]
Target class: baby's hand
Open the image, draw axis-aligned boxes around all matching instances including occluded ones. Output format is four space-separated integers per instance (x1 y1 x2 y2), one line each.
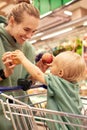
11 50 25 65
11 56 21 64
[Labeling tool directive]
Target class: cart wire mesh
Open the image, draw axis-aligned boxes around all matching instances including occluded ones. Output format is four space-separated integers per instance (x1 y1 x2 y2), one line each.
0 83 87 130
0 93 87 130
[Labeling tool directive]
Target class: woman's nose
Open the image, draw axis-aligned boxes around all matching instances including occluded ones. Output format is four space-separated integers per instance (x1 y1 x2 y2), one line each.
26 32 33 39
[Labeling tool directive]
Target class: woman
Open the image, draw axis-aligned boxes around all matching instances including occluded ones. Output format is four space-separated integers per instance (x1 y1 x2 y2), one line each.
0 2 40 130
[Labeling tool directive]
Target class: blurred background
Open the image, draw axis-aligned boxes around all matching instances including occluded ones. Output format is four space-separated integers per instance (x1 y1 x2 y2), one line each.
0 0 87 55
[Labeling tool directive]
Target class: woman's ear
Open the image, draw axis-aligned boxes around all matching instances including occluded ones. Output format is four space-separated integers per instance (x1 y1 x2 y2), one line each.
58 69 64 77
9 16 15 25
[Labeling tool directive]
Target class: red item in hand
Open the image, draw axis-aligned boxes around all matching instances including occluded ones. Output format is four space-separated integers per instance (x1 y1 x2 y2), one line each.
42 53 53 64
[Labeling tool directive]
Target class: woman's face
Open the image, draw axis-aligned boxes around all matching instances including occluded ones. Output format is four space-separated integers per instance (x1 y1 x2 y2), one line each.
7 12 39 44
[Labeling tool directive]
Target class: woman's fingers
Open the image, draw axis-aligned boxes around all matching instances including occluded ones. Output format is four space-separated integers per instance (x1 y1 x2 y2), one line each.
2 52 12 61
2 52 12 57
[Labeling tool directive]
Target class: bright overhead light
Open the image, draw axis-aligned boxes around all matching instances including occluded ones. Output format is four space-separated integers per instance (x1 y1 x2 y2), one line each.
65 0 74 5
30 0 33 4
29 40 37 44
32 32 43 38
41 28 73 40
40 11 52 18
64 10 72 16
83 21 87 26
0 2 7 8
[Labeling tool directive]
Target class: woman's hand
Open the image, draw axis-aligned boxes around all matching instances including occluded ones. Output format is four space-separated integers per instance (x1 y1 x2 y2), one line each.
2 52 16 78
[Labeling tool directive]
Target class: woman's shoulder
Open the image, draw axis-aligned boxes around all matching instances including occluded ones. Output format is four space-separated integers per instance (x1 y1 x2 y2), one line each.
0 15 7 24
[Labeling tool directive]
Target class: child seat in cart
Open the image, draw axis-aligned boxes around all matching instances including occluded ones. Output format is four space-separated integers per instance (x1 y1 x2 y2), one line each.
0 84 87 130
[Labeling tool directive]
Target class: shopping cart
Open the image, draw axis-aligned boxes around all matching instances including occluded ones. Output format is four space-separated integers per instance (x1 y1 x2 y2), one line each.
0 84 87 130
0 81 47 130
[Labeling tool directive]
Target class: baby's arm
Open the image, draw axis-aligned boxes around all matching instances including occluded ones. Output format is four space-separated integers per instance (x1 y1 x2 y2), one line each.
12 50 46 85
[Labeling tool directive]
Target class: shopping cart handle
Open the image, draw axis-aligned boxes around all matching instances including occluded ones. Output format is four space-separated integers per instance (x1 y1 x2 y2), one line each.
31 84 47 89
0 85 24 93
0 79 32 93
0 78 47 93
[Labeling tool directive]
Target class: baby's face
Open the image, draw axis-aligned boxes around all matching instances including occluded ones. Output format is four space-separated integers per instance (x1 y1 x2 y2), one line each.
49 57 59 75
50 55 65 77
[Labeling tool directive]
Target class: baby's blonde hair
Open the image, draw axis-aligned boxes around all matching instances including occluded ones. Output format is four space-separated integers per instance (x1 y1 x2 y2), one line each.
56 51 86 82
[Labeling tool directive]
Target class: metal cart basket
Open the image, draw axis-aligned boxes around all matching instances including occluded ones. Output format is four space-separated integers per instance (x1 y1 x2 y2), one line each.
0 85 87 130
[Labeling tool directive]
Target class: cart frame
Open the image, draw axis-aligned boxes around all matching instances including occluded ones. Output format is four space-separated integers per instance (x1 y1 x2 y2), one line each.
0 93 87 130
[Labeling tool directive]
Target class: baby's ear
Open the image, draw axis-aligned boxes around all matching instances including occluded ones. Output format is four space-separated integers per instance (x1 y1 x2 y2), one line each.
58 69 64 77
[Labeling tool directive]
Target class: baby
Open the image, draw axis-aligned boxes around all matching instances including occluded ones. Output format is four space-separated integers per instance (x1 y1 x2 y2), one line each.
4 50 86 130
